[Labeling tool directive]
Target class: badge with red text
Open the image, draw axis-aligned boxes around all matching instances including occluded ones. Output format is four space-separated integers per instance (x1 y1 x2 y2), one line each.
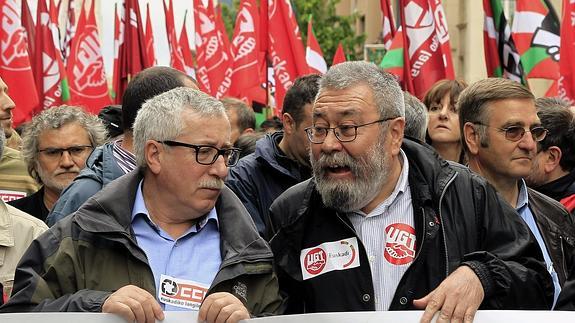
300 237 360 280
158 275 209 310
384 223 416 265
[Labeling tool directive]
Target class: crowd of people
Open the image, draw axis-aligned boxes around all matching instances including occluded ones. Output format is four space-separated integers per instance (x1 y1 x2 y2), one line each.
0 61 574 323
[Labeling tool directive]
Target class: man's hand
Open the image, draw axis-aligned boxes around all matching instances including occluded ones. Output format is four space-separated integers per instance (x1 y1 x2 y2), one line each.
198 292 250 323
102 285 164 323
413 266 484 323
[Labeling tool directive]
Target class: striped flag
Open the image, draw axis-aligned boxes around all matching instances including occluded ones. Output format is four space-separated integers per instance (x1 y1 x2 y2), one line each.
483 0 526 84
511 0 559 80
380 26 405 85
306 16 327 74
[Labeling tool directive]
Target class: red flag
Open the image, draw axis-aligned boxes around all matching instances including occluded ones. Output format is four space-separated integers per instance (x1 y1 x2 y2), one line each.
558 0 575 103
34 0 70 111
306 16 327 74
193 0 213 94
163 0 185 72
380 0 396 49
211 2 233 98
111 3 123 103
67 0 111 113
268 0 307 114
380 26 406 86
400 0 450 98
61 0 77 62
21 0 35 63
428 0 455 78
179 12 196 78
114 0 148 104
332 42 347 66
0 0 39 126
144 3 156 66
229 0 265 104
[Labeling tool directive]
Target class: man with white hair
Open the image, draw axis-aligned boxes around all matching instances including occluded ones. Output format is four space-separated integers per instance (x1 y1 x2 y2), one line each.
2 88 282 322
267 62 552 321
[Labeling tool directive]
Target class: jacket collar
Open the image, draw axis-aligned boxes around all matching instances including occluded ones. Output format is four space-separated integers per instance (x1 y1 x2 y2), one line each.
73 168 272 264
0 201 14 247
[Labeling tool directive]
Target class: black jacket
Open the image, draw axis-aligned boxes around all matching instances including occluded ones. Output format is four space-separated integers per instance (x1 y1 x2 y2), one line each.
267 139 553 313
527 188 575 285
226 132 311 235
533 169 575 216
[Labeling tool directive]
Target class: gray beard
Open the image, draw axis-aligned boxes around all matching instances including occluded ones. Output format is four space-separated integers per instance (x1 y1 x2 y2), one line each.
311 137 389 212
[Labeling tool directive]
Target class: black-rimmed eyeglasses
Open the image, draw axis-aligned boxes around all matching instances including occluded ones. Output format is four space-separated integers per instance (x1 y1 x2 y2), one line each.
472 122 548 142
160 140 241 167
304 117 397 144
38 145 93 161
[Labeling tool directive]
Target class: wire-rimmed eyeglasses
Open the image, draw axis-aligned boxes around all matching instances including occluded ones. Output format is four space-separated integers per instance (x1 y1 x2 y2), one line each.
304 117 397 144
472 122 548 142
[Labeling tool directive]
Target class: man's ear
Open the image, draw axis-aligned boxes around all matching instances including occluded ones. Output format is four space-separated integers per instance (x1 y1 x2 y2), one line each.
241 128 255 136
282 113 296 135
389 117 405 154
544 146 563 173
463 122 480 155
145 140 163 174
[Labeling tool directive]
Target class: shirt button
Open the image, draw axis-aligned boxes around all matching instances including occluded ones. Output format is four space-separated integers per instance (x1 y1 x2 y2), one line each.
400 296 408 305
362 294 370 302
429 221 435 227
368 255 375 263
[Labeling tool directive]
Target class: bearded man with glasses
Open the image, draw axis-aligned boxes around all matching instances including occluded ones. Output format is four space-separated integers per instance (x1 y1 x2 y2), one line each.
8 106 106 222
1 88 283 323
460 77 575 309
266 62 553 321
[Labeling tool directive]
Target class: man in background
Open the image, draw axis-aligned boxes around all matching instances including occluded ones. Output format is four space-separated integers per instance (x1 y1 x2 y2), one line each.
221 97 256 144
8 106 107 221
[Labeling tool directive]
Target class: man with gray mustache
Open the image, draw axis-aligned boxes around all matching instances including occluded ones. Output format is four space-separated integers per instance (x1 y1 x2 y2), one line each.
3 88 283 323
266 62 553 322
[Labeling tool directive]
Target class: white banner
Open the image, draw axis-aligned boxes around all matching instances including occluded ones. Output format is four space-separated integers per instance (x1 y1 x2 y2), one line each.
0 310 574 322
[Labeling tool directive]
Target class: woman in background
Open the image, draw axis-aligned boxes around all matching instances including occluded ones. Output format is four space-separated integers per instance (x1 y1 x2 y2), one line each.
423 79 468 163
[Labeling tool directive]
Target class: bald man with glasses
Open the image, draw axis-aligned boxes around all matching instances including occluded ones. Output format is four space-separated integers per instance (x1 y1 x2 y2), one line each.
459 77 575 309
266 63 553 321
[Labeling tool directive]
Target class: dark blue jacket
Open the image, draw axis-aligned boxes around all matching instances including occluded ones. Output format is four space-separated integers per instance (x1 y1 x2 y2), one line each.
226 132 311 235
46 142 125 226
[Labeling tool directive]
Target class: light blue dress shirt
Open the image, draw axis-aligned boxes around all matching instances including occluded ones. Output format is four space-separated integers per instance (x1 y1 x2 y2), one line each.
516 180 561 308
131 180 222 311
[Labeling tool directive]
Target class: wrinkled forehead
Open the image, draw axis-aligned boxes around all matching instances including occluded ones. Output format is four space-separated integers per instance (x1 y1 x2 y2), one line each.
313 85 377 120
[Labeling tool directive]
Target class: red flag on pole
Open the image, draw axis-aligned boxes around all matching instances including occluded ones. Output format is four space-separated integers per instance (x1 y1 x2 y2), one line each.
67 0 111 113
194 0 213 94
332 42 347 66
144 3 156 67
380 0 396 50
179 12 196 79
268 0 307 114
34 0 70 111
558 0 575 103
111 3 123 103
229 0 264 104
306 16 327 74
428 0 455 78
400 0 450 98
163 0 185 72
61 0 77 62
211 1 233 98
114 0 148 104
21 0 35 63
0 0 39 126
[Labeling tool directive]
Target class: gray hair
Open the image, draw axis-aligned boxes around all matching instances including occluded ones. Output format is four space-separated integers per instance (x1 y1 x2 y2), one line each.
22 105 107 184
458 78 534 153
317 61 405 120
0 128 5 159
133 87 228 168
403 91 428 141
